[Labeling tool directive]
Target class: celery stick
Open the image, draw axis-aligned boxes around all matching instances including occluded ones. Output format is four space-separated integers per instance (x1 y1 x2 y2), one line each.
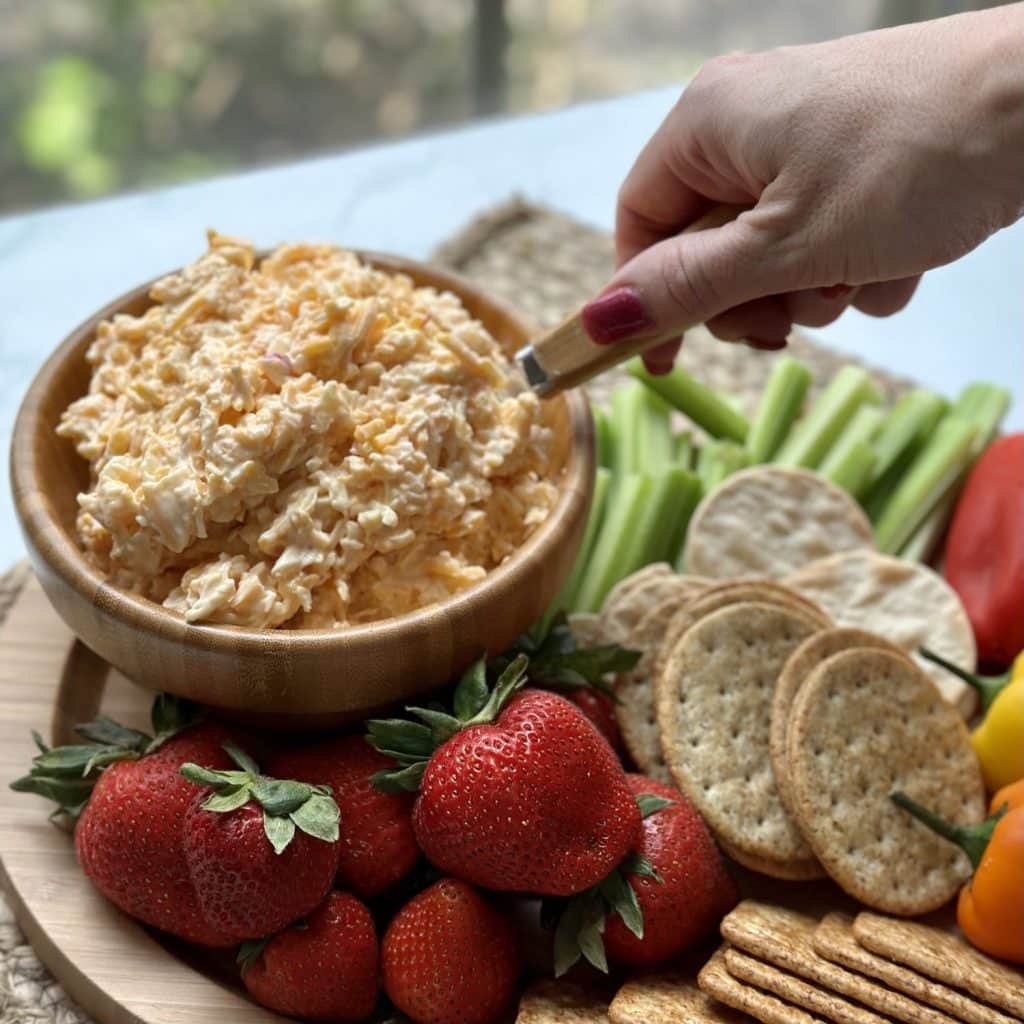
874 416 978 554
696 440 720 493
823 441 877 498
662 469 702 566
550 467 611 622
898 383 1010 562
774 366 881 469
635 388 674 473
627 359 749 442
698 440 748 493
674 431 694 469
594 406 616 469
643 468 702 565
574 473 654 612
819 405 885 478
746 357 812 463
610 383 646 476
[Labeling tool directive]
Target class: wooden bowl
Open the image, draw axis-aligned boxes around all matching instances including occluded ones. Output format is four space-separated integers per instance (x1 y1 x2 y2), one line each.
10 252 594 729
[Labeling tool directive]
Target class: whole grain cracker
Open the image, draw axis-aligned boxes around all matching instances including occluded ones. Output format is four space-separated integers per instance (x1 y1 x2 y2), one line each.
786 649 985 915
771 629 907 820
699 946 821 1024
597 563 673 642
721 902 961 1024
657 601 823 875
724 947 888 1024
599 568 696 646
684 467 874 581
616 584 708 779
568 612 604 648
814 914 1017 1024
653 580 832 691
609 974 747 1024
517 980 611 1023
784 550 978 717
853 913 1024 1019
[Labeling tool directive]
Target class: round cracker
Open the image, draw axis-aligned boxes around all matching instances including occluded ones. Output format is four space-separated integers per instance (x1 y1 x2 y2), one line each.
771 628 908 821
784 550 978 718
717 836 826 881
600 571 708 649
652 579 831 688
787 648 985 915
615 588 706 781
657 601 823 870
684 467 874 580
597 563 673 643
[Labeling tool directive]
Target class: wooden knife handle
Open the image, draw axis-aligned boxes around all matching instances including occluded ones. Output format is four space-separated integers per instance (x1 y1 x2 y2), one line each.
520 203 745 396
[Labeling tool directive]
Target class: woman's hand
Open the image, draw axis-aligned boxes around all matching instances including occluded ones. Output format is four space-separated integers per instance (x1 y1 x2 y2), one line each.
583 5 1024 372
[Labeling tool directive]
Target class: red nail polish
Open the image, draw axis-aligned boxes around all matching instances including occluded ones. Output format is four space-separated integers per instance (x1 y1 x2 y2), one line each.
819 284 853 299
581 287 654 344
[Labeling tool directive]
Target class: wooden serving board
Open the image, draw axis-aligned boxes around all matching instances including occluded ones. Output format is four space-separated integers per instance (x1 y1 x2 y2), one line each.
0 575 281 1024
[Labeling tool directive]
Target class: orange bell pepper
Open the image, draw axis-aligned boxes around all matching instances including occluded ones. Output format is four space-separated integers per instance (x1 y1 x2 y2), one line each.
892 781 1024 964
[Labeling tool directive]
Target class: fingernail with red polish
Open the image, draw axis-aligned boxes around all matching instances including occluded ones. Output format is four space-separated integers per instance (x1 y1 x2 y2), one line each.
746 337 789 351
819 284 853 300
581 287 654 344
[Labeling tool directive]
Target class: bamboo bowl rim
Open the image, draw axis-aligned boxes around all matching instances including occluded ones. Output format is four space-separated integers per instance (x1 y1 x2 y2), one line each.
11 250 593 658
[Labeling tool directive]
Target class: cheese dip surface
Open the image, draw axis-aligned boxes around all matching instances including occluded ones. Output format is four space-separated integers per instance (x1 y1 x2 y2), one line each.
58 233 557 628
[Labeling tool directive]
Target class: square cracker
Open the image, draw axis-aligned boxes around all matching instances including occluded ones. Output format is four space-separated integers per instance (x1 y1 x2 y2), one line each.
720 902 960 1024
698 946 822 1024
517 980 611 1023
853 913 1024 1019
724 947 887 1024
609 973 747 1024
814 914 1017 1024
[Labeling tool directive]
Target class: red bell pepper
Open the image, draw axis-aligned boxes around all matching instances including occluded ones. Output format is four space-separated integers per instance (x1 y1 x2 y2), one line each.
944 433 1024 668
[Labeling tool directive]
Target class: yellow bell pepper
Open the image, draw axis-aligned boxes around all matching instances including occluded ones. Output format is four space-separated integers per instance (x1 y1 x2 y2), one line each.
921 649 1024 793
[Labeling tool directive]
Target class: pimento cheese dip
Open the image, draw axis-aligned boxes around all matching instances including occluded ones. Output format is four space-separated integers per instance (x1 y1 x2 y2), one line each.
58 232 557 628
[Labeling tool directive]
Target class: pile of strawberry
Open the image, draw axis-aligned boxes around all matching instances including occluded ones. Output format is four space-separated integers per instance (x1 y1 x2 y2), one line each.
12 622 738 1024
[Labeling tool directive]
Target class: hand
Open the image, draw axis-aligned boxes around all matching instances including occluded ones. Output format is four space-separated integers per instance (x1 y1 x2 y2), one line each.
584 5 1024 372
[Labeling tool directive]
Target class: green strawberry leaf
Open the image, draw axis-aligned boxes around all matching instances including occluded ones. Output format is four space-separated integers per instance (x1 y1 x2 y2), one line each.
636 794 673 819
29 744 128 778
406 707 463 746
598 869 644 940
201 785 251 814
553 894 586 977
371 761 427 794
622 852 663 885
453 656 490 721
180 763 238 788
289 791 341 843
554 888 610 977
366 719 435 760
149 693 202 743
223 741 261 776
250 778 313 817
576 889 609 974
31 730 50 754
263 812 297 855
237 937 268 976
74 716 151 752
9 772 96 817
464 653 529 727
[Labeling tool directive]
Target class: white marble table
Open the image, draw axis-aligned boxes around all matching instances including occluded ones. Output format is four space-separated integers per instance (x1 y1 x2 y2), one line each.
1 85 1021 570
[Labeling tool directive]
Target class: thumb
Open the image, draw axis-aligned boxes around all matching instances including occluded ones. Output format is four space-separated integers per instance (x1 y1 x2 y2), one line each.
583 215 801 345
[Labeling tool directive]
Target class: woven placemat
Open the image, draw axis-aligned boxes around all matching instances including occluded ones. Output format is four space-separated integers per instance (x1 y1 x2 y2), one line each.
0 200 912 1024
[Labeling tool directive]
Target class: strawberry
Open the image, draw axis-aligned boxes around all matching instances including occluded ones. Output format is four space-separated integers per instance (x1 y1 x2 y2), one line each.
553 774 738 974
369 656 641 896
382 878 521 1024
11 696 239 946
567 688 624 755
240 891 379 1021
180 742 341 942
268 735 417 898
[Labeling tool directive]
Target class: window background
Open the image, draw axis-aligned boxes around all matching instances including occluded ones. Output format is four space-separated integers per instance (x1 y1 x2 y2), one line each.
0 0 1006 214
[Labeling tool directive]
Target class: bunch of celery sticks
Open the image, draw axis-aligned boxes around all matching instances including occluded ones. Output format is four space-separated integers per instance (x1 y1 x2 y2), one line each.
553 357 1009 617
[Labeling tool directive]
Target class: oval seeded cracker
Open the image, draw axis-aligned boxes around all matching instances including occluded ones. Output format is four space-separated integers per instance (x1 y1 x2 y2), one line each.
784 550 977 718
657 601 824 875
598 564 681 644
771 629 908 821
684 467 874 580
615 578 711 779
652 580 831 696
717 837 827 882
786 649 985 915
